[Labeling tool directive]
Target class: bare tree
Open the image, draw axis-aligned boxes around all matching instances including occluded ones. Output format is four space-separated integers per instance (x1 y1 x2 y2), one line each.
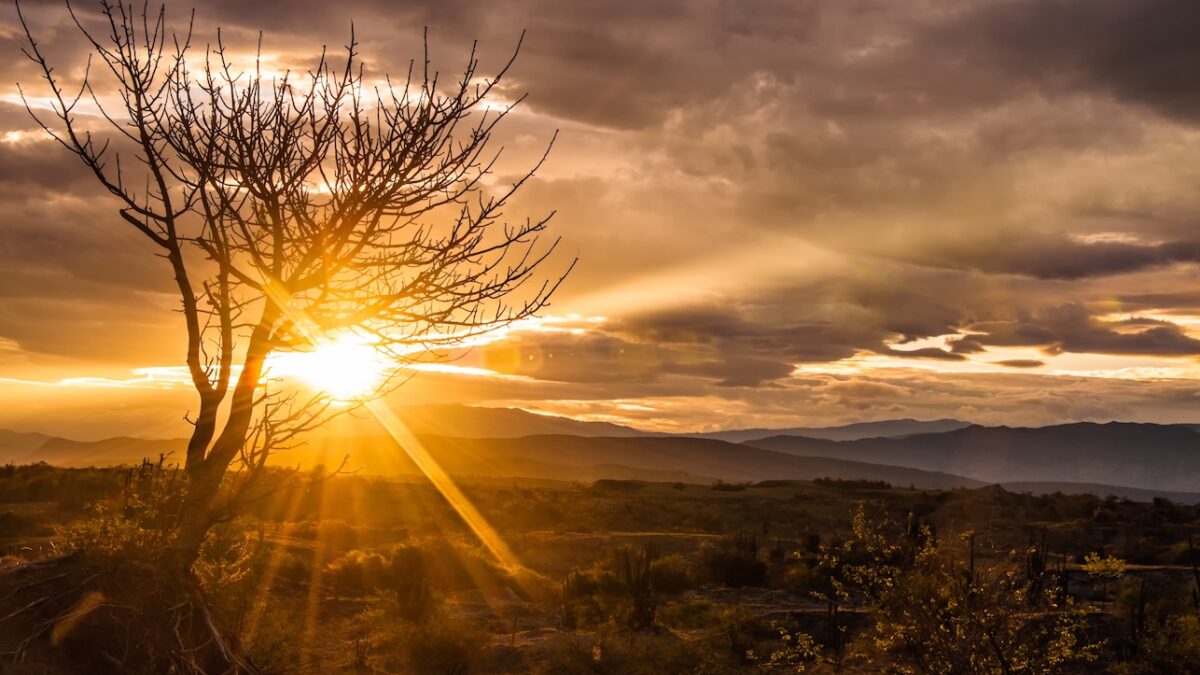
17 0 569 570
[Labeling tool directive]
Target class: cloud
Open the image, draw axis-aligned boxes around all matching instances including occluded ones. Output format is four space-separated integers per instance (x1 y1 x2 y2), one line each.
995 359 1044 369
5 0 1200 433
968 303 1200 356
908 234 1200 280
934 0 1200 123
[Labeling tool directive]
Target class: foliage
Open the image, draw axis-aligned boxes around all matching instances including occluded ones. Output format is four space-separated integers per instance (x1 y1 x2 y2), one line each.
1118 614 1200 674
866 555 1100 673
818 505 1102 674
764 623 829 672
1083 552 1128 580
55 462 185 562
815 504 912 602
7 465 1200 672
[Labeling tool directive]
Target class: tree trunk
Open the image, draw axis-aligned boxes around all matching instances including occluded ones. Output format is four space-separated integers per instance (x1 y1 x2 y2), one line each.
170 467 222 573
170 313 276 572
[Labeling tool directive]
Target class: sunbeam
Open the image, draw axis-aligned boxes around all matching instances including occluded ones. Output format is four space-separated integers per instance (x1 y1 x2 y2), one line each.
366 400 528 577
258 278 532 580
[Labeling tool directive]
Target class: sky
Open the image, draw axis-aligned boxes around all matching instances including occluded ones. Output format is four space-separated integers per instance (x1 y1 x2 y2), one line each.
4 0 1200 438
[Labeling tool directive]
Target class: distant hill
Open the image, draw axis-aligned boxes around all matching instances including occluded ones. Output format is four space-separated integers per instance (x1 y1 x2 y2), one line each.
2 427 982 490
0 404 646 467
746 422 1200 492
9 416 1200 501
363 435 987 489
1000 482 1200 504
682 418 969 443
382 404 647 438
29 436 186 467
0 429 51 460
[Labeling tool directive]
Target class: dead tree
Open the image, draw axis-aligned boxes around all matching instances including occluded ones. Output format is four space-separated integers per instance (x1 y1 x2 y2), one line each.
17 0 569 570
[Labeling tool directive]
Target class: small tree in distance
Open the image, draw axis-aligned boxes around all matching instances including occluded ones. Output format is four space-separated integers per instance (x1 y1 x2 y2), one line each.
17 0 569 571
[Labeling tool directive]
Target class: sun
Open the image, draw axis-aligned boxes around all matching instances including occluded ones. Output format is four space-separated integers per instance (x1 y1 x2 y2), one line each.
268 335 389 400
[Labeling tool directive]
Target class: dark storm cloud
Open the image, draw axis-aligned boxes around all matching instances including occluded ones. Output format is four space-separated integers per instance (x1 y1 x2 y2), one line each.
912 235 1200 280
937 0 1200 123
1113 292 1200 313
614 304 861 365
478 281 976 388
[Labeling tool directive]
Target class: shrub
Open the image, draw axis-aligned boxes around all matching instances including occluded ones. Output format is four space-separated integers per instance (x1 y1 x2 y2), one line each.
698 532 767 588
533 633 711 675
403 616 486 674
710 480 750 492
325 545 437 620
1083 552 1127 579
813 477 891 490
327 549 390 594
1122 614 1200 674
648 554 693 595
659 597 720 629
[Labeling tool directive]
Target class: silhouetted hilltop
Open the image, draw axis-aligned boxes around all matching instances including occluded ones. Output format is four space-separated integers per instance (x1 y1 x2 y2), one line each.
683 418 969 443
747 422 1200 492
384 404 647 438
7 415 1200 501
0 429 51 459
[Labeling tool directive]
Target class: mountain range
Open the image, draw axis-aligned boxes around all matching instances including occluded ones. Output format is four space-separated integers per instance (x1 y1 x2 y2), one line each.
3 407 1199 503
746 422 1200 493
681 418 970 443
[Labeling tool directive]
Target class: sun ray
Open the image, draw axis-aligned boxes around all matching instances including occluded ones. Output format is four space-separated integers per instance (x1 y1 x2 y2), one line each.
241 469 315 646
256 282 535 587
366 400 528 576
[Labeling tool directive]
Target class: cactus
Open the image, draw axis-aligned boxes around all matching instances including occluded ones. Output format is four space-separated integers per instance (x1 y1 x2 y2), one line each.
904 512 936 563
965 531 976 590
803 531 821 555
769 538 786 563
623 545 657 631
1055 553 1070 606
1025 528 1048 606
1189 534 1200 617
560 570 587 631
352 638 369 670
1130 579 1147 643
827 599 843 659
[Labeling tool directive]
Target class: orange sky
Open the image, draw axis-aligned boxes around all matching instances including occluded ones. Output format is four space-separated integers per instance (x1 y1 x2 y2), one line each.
5 0 1200 439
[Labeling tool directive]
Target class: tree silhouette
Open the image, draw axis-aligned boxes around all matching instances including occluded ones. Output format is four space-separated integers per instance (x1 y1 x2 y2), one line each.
17 0 569 569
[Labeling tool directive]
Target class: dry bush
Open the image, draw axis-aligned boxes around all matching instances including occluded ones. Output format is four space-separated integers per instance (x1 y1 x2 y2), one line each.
697 532 767 588
531 632 719 675
648 553 694 595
